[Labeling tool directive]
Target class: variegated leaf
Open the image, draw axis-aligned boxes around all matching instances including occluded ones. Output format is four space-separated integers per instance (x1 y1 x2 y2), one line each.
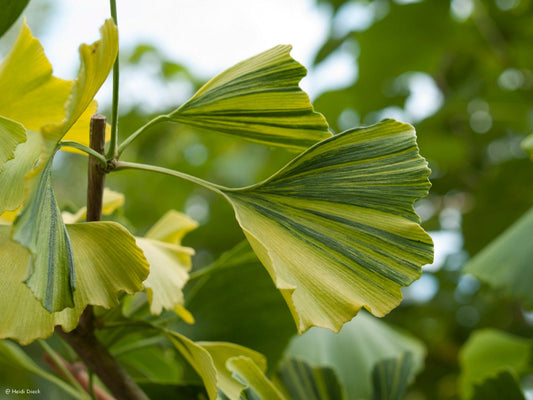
222 119 433 333
12 154 75 312
169 45 331 151
0 222 149 345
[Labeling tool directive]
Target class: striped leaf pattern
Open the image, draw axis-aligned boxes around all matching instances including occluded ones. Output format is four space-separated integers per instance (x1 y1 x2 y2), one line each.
0 222 149 345
276 358 345 400
12 155 75 312
169 45 331 151
372 352 414 400
224 119 433 333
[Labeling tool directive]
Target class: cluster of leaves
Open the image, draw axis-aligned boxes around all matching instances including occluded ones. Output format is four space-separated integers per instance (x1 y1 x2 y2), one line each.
0 2 436 399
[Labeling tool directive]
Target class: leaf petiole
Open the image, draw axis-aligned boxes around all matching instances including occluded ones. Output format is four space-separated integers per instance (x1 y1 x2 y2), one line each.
116 115 169 157
60 141 108 169
114 160 226 194
106 0 120 159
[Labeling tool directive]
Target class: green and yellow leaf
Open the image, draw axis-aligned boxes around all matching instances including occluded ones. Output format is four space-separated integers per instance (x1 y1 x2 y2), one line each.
0 222 149 345
0 131 40 215
170 45 331 151
222 119 433 333
41 18 117 155
200 342 267 400
12 154 75 312
136 210 198 315
227 356 286 400
0 116 26 174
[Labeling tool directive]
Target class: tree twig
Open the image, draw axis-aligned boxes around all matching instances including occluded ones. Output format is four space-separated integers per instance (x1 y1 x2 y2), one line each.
55 114 149 400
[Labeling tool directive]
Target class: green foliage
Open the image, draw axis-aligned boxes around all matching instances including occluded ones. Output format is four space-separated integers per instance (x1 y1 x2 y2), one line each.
2 0 533 398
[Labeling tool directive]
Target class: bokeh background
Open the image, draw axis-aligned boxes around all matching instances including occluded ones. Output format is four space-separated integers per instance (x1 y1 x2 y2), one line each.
1 0 532 399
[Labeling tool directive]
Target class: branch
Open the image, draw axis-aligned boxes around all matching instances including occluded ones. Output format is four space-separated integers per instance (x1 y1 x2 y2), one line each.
56 114 149 400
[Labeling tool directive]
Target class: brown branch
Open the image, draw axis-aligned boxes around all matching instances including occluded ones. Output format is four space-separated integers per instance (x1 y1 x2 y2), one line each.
55 114 149 400
43 353 115 400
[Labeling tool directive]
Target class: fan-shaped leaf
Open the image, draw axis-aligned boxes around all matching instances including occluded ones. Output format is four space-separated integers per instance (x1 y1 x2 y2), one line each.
459 329 532 400
41 18 117 156
137 210 198 315
0 222 149 345
12 154 75 312
286 312 426 400
464 207 533 308
200 343 267 400
372 352 414 400
170 45 331 151
276 358 345 400
223 119 433 333
227 356 286 400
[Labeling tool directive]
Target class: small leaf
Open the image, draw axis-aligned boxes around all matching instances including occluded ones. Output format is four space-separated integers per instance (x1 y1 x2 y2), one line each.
175 242 296 368
163 331 218 400
372 352 414 400
276 358 346 400
470 371 526 400
41 18 118 155
0 222 149 345
223 119 433 333
227 356 286 400
459 329 531 400
286 312 426 400
200 342 267 400
0 21 71 130
137 210 198 315
12 154 75 312
0 116 26 174
464 207 533 308
170 45 331 151
0 1 30 38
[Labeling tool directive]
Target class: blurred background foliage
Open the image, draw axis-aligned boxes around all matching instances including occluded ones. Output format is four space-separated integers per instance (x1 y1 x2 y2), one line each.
1 0 533 399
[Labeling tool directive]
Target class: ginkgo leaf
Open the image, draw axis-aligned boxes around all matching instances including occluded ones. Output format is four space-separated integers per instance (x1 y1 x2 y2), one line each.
459 329 531 400
12 154 75 312
136 210 198 315
227 356 286 400
372 352 415 400
0 222 149 345
286 312 426 400
200 342 267 400
0 131 41 215
169 45 331 151
222 119 433 333
0 116 26 174
464 207 533 308
275 358 345 400
0 21 72 131
41 18 117 156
